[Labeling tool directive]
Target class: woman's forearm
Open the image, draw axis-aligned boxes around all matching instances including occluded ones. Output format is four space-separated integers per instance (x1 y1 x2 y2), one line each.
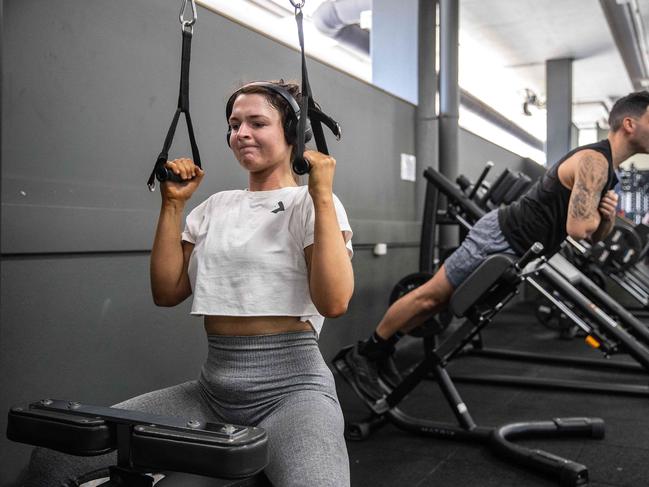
308 196 354 317
150 201 192 306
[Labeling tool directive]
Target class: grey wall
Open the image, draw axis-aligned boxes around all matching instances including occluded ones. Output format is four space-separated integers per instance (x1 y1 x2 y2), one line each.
0 0 530 483
458 129 532 182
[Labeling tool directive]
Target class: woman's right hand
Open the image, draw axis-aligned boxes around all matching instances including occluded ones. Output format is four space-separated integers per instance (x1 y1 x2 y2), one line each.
160 158 204 203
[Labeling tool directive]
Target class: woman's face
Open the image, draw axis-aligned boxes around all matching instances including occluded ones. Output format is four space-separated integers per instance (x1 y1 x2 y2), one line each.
228 93 292 173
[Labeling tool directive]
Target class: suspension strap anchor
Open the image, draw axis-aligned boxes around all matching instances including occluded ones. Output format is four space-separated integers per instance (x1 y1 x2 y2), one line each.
179 0 198 33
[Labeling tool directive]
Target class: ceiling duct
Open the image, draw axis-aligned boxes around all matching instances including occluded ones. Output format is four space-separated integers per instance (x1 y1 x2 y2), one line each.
600 0 649 90
311 0 370 55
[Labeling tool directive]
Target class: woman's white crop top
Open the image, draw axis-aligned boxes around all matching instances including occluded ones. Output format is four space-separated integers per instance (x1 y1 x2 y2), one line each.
181 185 353 337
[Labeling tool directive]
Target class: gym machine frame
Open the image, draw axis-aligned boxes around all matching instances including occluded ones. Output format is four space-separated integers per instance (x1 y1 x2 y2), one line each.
425 164 649 397
334 167 605 487
566 234 649 314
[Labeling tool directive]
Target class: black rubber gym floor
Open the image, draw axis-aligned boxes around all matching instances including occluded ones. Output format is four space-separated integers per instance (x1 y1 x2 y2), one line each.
337 301 649 487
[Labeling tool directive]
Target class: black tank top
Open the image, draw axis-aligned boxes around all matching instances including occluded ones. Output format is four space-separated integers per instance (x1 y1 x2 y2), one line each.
498 139 618 256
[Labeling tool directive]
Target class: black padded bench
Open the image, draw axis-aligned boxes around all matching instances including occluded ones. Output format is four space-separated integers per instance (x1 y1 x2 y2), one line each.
7 399 270 486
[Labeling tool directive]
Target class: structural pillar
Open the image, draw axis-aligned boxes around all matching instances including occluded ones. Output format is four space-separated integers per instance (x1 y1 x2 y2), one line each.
416 0 438 220
439 0 459 181
438 0 460 251
546 58 573 165
371 0 419 104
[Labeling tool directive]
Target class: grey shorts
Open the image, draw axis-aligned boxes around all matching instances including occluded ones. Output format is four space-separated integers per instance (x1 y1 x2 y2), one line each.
443 209 516 288
25 332 349 487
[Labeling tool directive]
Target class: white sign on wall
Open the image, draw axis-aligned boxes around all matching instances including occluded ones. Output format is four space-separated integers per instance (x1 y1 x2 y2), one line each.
400 153 416 182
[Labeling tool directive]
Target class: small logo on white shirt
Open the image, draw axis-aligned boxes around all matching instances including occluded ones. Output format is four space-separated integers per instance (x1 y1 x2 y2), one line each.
271 201 285 214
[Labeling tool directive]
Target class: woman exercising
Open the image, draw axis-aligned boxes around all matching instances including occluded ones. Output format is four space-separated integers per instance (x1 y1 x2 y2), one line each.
345 90 649 402
25 81 354 486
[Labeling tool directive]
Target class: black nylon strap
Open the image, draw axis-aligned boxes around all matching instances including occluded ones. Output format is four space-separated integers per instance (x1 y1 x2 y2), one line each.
292 8 341 175
148 29 202 191
308 106 341 141
293 10 310 174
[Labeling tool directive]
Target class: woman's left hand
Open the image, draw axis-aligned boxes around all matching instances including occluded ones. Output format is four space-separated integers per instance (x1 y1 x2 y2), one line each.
304 150 336 200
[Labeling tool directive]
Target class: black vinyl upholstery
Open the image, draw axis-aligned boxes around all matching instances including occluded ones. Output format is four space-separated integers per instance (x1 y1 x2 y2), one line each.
449 254 516 318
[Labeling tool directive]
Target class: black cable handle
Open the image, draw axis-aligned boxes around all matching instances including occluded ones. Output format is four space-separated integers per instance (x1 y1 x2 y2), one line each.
148 1 202 191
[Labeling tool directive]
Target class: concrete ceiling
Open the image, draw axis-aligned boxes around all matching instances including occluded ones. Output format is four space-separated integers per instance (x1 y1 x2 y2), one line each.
213 0 649 140
460 0 647 130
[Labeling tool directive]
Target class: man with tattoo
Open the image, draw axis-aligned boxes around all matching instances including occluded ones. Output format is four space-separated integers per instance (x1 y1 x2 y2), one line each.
344 90 649 402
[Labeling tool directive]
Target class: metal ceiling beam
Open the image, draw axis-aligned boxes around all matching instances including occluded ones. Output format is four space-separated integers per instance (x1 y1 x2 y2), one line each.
600 0 649 91
460 90 544 151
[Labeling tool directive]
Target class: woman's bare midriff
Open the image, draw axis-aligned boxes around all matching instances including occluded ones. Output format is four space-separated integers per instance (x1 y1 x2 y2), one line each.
204 315 313 336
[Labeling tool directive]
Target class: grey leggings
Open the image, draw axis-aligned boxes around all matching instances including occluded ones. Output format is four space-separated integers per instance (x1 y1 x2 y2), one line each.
24 331 350 487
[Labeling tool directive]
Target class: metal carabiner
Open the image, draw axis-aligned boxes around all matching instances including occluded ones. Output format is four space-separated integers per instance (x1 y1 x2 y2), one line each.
289 0 306 11
334 122 342 141
179 0 197 32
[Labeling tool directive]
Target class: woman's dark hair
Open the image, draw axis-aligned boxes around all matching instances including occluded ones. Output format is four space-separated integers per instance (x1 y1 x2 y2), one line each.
608 90 649 131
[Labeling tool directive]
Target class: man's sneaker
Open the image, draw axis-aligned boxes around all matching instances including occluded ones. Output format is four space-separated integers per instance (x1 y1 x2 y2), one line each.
378 353 403 390
344 343 385 401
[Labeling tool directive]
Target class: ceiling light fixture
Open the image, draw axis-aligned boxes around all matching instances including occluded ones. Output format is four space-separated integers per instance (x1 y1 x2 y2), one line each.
522 89 546 116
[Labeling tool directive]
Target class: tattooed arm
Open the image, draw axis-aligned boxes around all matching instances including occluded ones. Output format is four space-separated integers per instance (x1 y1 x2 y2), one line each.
566 151 609 241
589 190 619 243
